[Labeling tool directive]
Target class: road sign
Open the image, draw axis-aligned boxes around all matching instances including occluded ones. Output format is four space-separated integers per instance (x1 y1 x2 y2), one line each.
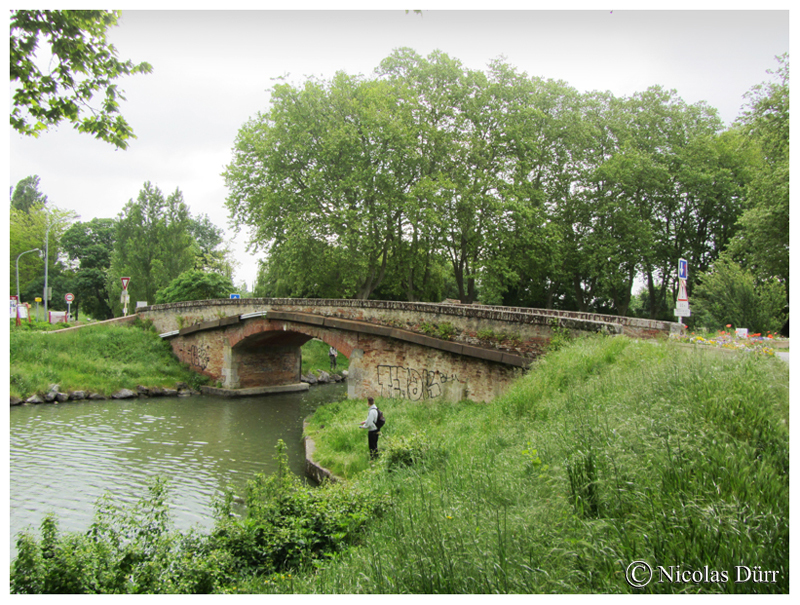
676 279 688 302
121 277 131 290
64 293 74 323
678 258 688 281
674 307 691 317
230 293 241 299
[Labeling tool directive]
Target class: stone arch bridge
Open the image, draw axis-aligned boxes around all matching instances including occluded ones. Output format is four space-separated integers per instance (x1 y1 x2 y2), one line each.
138 299 679 403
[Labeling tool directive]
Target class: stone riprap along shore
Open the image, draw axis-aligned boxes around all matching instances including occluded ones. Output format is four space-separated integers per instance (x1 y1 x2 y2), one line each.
10 382 201 406
301 370 347 385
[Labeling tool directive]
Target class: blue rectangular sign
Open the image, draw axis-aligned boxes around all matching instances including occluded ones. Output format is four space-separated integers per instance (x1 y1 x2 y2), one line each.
230 294 241 299
678 258 688 281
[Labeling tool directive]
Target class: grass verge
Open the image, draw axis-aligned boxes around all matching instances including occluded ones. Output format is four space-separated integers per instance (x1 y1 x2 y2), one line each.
9 320 206 398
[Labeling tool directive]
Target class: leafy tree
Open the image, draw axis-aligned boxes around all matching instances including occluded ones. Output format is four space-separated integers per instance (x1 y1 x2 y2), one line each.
10 9 152 149
582 87 728 318
726 54 789 296
225 72 416 299
10 198 75 301
692 258 786 333
496 72 592 309
188 214 236 280
155 269 235 304
107 182 195 313
10 175 48 213
61 218 116 319
378 49 484 302
225 49 774 313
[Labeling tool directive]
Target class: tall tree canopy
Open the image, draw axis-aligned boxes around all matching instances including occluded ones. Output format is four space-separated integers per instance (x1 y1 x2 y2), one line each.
61 218 116 319
9 177 76 301
10 9 152 149
224 49 786 330
155 269 235 304
725 54 789 296
225 71 417 299
107 182 195 312
10 175 48 213
188 214 236 280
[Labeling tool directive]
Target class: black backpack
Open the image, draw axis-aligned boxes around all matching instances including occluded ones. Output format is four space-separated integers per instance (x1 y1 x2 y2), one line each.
375 407 386 430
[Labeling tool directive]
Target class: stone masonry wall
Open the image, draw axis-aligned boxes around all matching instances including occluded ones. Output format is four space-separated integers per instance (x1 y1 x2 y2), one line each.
166 315 522 403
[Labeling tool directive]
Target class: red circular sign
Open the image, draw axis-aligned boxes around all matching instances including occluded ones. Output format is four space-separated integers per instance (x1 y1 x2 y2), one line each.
65 293 75 303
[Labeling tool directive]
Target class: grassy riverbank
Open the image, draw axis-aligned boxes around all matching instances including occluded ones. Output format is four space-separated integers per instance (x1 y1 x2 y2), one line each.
300 338 349 375
9 322 348 400
10 335 789 594
299 335 789 593
8 319 206 399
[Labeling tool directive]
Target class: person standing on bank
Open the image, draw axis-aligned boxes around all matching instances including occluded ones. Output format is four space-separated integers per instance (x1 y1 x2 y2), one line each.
329 347 338 371
359 397 380 459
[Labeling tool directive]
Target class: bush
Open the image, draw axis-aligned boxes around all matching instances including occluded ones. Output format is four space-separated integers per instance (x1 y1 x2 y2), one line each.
692 259 787 333
380 432 447 472
547 319 574 352
155 270 235 304
209 441 390 575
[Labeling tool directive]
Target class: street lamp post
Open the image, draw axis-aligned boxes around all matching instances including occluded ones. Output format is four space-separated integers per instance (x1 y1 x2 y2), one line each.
16 248 41 301
43 217 51 317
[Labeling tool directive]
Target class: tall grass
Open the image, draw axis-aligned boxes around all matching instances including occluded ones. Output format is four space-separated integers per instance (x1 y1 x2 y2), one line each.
299 336 789 593
9 322 204 398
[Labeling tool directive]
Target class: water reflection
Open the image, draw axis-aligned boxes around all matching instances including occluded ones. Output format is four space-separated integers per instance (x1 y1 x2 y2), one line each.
9 383 347 554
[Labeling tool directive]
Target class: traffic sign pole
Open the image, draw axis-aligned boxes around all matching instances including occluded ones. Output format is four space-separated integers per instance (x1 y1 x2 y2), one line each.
674 258 690 320
121 277 130 316
65 293 74 322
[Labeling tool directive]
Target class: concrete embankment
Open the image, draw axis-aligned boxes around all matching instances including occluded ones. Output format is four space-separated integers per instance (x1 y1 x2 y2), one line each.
303 421 341 484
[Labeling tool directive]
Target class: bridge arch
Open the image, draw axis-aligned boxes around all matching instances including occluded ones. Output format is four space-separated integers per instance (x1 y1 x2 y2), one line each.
221 318 359 389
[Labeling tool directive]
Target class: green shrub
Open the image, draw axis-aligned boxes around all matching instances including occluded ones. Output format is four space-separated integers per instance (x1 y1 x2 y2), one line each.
476 328 496 340
210 441 389 575
155 270 235 304
547 319 574 352
436 322 456 340
692 258 787 333
418 321 456 340
419 321 436 336
10 442 390 594
380 432 446 472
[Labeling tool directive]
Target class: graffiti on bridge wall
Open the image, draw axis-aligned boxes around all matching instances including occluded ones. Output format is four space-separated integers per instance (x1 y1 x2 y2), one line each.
377 365 465 401
188 344 210 370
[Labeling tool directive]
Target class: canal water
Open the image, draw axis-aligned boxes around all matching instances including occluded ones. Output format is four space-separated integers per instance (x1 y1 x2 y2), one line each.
9 382 347 556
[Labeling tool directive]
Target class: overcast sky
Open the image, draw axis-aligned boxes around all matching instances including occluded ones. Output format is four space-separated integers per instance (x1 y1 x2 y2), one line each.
7 7 791 291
